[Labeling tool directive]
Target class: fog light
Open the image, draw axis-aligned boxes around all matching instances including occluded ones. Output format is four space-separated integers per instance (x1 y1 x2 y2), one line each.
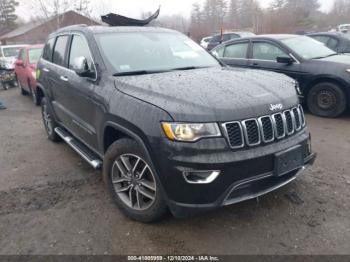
183 170 220 184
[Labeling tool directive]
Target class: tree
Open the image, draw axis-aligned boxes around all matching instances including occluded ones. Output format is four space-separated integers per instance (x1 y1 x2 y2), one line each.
0 0 19 28
28 0 91 20
227 0 240 29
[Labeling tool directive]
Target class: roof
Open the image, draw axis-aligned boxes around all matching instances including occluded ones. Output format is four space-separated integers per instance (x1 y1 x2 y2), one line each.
55 25 178 35
253 34 299 40
0 44 27 49
0 21 44 39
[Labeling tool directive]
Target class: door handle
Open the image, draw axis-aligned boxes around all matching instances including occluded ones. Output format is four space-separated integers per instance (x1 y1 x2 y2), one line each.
252 63 259 66
60 76 69 82
42 68 50 72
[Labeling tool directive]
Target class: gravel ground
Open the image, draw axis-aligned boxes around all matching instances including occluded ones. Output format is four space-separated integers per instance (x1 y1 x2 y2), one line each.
0 87 349 255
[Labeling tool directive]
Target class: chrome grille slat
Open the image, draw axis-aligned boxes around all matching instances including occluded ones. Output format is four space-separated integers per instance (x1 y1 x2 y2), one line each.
242 119 261 146
223 105 306 149
258 116 275 143
222 121 244 149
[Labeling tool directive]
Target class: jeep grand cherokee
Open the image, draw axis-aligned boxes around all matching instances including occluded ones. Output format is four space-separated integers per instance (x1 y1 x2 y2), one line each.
36 25 316 222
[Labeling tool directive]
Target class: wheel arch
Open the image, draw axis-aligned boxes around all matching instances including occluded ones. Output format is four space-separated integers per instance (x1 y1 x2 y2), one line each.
102 121 154 165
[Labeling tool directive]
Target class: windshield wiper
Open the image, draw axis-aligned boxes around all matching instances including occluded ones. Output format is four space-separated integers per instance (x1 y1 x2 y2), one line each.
169 66 210 71
312 53 338 59
113 70 168 76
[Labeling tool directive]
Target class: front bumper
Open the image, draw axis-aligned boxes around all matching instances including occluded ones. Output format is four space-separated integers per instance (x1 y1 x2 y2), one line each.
151 130 316 217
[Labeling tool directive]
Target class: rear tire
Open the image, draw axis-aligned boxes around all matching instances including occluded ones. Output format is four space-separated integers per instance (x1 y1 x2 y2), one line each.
41 97 61 142
103 139 168 223
307 82 346 118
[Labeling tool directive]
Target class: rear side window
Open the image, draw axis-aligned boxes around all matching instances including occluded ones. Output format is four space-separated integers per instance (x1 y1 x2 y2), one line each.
223 34 239 41
42 38 55 61
223 42 249 59
53 35 69 66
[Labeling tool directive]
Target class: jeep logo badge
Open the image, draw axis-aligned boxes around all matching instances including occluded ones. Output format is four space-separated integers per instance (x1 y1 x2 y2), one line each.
269 103 283 111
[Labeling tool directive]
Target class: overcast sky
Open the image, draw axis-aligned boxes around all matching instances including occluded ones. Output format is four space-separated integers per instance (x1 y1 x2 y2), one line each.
18 0 335 20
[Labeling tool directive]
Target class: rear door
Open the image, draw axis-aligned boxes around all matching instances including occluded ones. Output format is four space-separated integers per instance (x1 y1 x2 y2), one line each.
214 40 250 68
49 35 72 127
248 40 302 81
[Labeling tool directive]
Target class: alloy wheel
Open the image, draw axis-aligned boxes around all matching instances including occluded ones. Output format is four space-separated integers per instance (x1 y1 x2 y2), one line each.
111 154 157 211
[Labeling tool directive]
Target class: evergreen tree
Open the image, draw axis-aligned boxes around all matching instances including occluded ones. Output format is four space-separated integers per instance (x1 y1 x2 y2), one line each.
0 0 18 28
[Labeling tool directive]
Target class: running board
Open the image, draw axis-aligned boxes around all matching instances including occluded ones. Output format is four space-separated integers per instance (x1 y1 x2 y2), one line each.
55 127 102 170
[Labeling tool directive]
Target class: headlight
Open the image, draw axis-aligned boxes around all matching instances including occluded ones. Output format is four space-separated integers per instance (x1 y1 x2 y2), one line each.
346 69 350 74
31 71 36 79
162 122 221 142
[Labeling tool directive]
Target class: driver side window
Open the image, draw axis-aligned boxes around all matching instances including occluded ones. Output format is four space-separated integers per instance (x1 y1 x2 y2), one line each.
252 42 289 61
69 35 95 74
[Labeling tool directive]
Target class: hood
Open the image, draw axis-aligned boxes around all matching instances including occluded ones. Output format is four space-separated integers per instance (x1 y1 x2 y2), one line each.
114 67 299 122
316 54 350 65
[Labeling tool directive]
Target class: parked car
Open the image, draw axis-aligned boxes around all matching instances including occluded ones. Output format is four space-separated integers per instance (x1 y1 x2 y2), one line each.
15 45 44 105
212 34 350 118
0 45 26 90
338 24 350 33
200 36 212 49
206 31 255 50
308 32 350 54
36 26 315 222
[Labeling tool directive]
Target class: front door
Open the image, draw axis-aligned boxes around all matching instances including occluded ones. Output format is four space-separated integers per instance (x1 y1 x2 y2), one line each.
60 34 99 149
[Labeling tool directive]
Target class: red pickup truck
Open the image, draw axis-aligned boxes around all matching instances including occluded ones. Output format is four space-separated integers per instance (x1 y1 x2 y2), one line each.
15 44 44 105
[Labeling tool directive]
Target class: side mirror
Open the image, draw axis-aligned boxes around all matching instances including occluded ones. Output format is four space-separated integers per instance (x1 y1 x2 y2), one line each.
16 60 24 67
72 56 93 77
277 56 295 65
211 50 219 58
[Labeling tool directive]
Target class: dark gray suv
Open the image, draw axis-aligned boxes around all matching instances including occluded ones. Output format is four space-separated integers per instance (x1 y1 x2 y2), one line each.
36 25 316 222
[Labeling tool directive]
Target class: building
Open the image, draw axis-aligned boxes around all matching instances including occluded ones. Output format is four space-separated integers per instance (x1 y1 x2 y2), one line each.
0 11 101 45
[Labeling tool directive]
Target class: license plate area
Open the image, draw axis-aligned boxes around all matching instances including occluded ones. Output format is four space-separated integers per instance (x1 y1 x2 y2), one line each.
274 145 303 176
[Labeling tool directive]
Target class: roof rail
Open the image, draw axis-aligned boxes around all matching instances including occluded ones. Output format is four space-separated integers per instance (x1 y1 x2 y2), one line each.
56 24 88 32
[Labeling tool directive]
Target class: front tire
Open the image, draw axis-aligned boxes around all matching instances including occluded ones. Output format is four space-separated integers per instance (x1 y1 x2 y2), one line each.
41 97 61 142
307 82 346 118
103 139 168 223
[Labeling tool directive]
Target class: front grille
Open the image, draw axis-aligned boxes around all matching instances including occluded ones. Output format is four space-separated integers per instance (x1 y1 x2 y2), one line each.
223 105 306 149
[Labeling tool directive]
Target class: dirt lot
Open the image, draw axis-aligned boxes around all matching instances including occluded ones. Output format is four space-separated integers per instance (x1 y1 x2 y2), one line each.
0 87 349 255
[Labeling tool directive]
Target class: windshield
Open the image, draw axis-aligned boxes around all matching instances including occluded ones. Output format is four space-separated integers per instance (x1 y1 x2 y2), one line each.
282 36 337 60
95 32 219 74
2 47 21 58
28 48 43 64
